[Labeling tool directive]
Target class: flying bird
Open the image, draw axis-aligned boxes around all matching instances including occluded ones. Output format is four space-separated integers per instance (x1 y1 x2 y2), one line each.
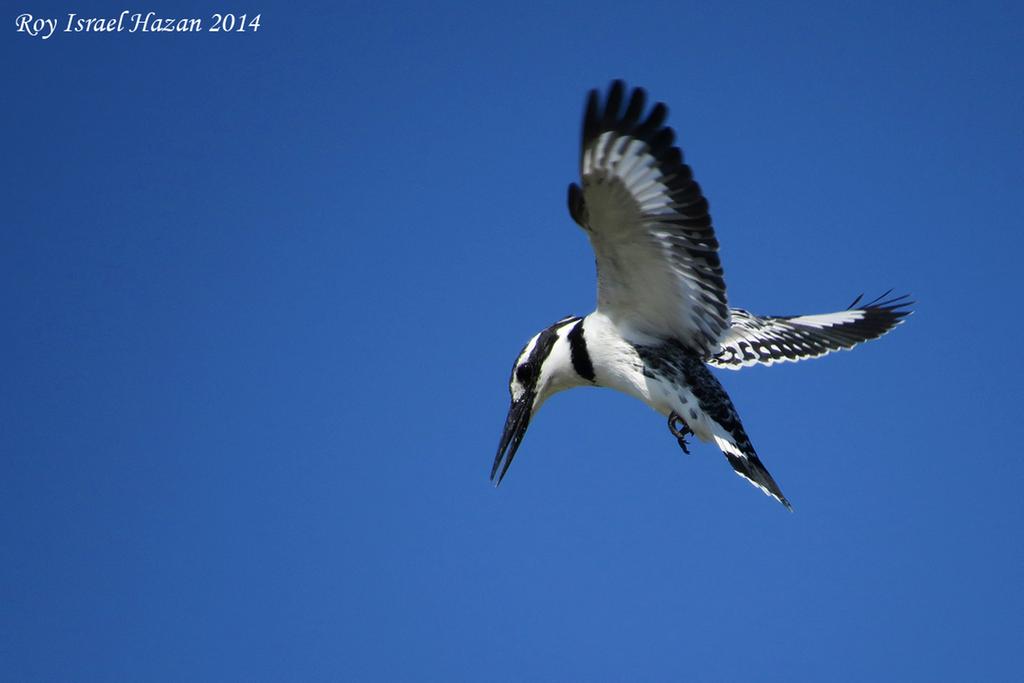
492 81 911 509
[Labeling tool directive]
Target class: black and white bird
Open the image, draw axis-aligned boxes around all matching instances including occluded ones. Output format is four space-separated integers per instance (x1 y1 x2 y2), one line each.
492 81 911 509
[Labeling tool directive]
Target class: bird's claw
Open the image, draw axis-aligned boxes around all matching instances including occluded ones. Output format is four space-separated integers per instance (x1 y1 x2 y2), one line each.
668 412 693 454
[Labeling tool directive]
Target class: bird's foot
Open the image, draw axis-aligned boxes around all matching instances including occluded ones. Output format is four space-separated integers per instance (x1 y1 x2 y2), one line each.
668 412 693 454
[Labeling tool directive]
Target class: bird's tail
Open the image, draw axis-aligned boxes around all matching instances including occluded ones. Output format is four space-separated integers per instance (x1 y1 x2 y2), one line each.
713 435 792 511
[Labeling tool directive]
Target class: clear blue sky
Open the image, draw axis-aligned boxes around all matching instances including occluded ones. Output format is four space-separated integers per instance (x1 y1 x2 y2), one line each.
4 1 1022 680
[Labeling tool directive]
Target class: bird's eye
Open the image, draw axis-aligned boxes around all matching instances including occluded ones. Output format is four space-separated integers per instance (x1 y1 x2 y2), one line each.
516 364 533 384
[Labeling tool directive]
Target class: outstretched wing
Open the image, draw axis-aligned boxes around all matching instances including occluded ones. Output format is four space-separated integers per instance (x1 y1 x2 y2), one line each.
570 80 728 355
708 293 912 370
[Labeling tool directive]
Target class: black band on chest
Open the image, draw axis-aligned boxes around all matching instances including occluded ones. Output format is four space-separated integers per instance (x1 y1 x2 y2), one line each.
568 320 596 382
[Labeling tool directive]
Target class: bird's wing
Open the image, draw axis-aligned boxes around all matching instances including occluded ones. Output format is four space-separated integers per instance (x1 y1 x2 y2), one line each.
708 293 912 370
569 80 728 355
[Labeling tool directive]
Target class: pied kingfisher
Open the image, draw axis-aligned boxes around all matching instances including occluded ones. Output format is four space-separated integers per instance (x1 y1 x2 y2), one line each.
492 80 911 509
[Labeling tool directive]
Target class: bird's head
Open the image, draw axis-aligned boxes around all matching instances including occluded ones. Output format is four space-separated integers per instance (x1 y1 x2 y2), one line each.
491 316 590 485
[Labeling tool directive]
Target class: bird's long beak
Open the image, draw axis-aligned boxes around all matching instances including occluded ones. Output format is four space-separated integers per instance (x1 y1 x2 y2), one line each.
491 396 533 485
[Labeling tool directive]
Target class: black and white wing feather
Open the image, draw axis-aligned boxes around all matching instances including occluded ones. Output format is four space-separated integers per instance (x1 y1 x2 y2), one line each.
569 80 728 356
709 293 912 370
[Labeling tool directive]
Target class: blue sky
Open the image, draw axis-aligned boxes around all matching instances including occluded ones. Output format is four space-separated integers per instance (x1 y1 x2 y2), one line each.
3 1 1022 680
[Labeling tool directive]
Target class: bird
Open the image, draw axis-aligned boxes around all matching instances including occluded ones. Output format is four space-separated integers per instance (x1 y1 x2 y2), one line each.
491 80 911 509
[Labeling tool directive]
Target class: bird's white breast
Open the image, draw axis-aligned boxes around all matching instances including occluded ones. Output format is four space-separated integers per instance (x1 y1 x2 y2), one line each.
582 311 716 441
583 312 658 406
